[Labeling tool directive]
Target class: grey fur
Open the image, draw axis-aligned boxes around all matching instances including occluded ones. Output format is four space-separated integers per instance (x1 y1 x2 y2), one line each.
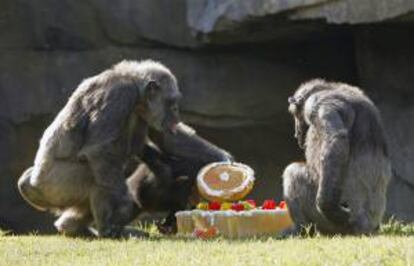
126 125 233 234
17 60 181 238
283 79 392 235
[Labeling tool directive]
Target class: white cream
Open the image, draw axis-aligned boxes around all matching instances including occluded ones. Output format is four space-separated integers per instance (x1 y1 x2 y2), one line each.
176 209 287 218
219 172 230 182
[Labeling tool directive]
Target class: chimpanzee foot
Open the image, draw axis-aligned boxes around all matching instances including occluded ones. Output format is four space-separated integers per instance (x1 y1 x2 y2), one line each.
156 221 177 235
60 227 96 238
119 227 149 238
97 225 148 239
18 175 53 212
278 224 317 238
279 226 301 238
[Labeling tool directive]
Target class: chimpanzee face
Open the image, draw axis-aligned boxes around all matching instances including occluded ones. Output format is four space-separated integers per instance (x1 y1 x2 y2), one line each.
288 95 307 149
142 77 181 134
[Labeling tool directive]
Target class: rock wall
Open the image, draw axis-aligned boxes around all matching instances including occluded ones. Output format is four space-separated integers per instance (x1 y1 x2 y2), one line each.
0 0 413 233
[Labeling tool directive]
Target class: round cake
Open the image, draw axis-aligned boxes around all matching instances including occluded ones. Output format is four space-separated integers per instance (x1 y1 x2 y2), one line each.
176 201 293 239
197 162 255 202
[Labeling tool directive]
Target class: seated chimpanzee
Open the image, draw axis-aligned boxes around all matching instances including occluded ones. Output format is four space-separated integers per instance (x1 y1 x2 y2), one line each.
283 79 392 236
127 124 233 234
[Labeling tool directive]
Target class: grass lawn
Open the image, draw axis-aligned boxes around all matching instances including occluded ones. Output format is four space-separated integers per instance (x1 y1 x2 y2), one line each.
1 222 413 266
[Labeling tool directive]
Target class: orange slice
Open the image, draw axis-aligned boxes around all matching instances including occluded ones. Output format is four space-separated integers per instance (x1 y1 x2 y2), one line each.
197 162 255 202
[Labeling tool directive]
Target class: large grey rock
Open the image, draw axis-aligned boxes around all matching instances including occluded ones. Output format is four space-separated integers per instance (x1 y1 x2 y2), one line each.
0 0 107 49
291 0 414 24
187 0 329 33
187 0 414 46
356 25 414 221
0 37 356 126
0 0 195 49
92 0 198 47
387 177 414 222
0 117 55 233
2 0 413 49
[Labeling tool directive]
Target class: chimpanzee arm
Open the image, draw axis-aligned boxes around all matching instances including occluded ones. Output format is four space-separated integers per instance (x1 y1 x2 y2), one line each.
315 103 355 227
149 123 233 164
140 143 173 181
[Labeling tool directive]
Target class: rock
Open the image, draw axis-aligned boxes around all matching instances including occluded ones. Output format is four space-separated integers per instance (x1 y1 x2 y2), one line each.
355 25 414 221
0 0 195 49
92 0 197 47
0 35 356 126
2 0 413 49
291 0 414 24
0 117 55 233
0 0 106 49
387 177 414 221
187 0 330 33
187 0 414 46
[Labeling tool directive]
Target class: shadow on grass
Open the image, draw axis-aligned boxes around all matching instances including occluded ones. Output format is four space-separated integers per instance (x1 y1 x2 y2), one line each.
380 218 414 236
2 220 413 242
143 219 414 243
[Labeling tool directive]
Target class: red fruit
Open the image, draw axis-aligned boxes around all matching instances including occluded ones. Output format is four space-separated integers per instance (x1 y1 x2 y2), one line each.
193 229 204 238
231 203 245 211
262 199 277 210
246 199 257 208
193 227 218 239
208 201 221 211
279 201 287 209
204 227 218 239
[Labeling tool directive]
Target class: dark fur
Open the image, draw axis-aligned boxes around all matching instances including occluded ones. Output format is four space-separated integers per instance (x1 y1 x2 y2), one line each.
17 60 181 238
127 125 233 234
283 79 392 235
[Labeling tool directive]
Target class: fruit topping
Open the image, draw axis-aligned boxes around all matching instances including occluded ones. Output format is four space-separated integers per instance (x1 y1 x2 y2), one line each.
262 199 277 210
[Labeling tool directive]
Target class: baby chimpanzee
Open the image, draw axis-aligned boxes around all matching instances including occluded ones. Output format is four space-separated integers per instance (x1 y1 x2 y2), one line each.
126 125 232 234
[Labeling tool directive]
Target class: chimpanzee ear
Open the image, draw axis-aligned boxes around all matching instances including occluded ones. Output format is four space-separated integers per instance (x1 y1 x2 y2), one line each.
144 80 161 101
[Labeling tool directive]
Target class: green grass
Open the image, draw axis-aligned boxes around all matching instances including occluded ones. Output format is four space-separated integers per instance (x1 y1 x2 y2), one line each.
1 223 413 266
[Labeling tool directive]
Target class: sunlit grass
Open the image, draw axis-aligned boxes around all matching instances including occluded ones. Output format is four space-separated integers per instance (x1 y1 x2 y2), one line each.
0 221 413 266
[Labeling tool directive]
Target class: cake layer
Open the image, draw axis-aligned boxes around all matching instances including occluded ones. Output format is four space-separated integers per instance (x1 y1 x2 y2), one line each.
176 209 293 238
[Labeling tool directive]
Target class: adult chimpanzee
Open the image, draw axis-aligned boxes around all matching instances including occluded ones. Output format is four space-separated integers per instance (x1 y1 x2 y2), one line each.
283 79 392 235
18 60 182 238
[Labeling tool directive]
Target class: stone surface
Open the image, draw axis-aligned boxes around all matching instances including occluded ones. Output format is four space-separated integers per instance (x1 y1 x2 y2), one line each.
187 0 414 46
0 116 55 234
2 0 413 49
0 0 194 49
187 0 330 33
0 0 106 49
291 0 414 24
355 25 414 221
0 34 357 126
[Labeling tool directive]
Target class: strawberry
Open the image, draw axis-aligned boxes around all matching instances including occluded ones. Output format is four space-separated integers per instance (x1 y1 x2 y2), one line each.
193 227 218 239
204 227 218 239
193 229 204 238
279 201 287 209
262 199 277 210
231 202 245 211
208 201 221 211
